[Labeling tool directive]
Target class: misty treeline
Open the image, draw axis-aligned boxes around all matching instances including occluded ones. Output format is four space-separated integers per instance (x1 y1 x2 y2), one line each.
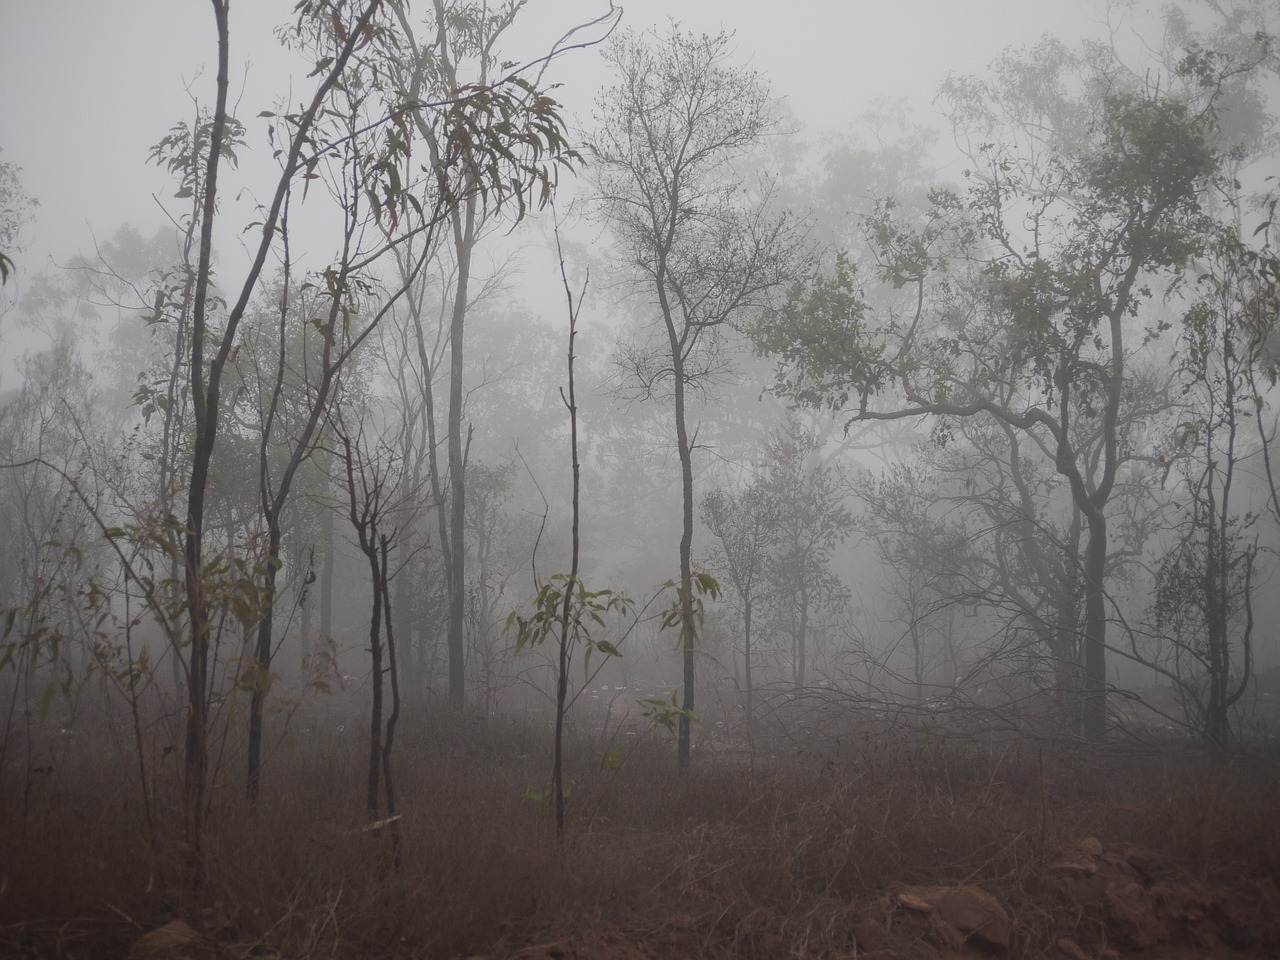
2 0 1279 867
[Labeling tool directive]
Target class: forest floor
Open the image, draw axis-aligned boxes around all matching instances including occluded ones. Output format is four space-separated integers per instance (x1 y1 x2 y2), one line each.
1 693 1278 959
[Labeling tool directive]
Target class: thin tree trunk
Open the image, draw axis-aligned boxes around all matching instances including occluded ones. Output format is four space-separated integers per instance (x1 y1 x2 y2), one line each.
247 527 282 805
365 542 384 821
445 198 476 707
796 583 809 689
673 357 695 770
320 505 334 644
743 600 753 727
379 533 402 864
182 0 232 872
1081 510 1108 740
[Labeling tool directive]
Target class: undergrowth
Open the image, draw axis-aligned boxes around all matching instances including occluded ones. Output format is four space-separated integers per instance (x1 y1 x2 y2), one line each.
1 694 1277 958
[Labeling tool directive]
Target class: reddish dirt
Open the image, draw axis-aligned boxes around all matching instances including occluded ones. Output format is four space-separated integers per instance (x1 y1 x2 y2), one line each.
1033 836 1280 960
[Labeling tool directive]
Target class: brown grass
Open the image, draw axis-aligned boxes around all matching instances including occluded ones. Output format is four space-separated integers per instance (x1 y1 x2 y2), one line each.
1 693 1278 959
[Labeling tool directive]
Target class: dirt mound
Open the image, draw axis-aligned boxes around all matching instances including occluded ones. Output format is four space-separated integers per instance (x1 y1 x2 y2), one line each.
1039 836 1280 959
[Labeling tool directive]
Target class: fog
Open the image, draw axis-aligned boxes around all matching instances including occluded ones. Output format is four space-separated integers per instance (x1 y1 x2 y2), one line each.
2 2 1280 957
3 1 1104 271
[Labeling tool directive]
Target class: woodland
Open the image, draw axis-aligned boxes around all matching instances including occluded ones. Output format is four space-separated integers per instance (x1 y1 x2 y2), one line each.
2 1 1280 958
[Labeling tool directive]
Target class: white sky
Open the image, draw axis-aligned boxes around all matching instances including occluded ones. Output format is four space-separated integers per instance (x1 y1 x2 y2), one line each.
1 0 1116 277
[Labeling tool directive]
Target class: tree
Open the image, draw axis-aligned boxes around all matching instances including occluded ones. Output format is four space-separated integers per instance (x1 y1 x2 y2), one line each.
334 403 406 849
702 478 777 724
386 0 618 708
463 460 516 710
858 460 977 705
763 38 1237 738
507 225 631 841
0 149 37 288
388 1 503 709
1151 218 1280 746
0 327 99 798
163 0 580 868
587 24 802 767
756 427 852 689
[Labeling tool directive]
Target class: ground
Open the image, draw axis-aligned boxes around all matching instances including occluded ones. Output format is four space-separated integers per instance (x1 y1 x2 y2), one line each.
4 697 1278 960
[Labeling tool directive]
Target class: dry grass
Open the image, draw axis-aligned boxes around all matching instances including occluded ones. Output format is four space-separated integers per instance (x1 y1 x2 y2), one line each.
1 692 1278 959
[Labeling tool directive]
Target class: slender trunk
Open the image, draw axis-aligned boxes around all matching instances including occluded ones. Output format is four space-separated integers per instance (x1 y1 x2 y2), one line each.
300 548 313 674
393 523 412 696
551 229 584 841
743 600 753 727
246 526 282 805
295 504 312 673
320 505 334 643
1081 509 1108 740
365 541 384 821
674 363 695 770
379 533 402 864
796 583 809 689
911 626 924 704
414 318 450 695
1205 413 1230 748
554 613 570 838
446 199 476 707
170 553 186 698
1057 516 1083 738
163 137 198 704
182 0 231 872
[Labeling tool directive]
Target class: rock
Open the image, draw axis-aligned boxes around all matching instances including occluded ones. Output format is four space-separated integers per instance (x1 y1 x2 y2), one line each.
127 920 200 960
1102 880 1163 950
853 917 890 953
897 884 1013 951
924 909 966 952
1048 854 1099 875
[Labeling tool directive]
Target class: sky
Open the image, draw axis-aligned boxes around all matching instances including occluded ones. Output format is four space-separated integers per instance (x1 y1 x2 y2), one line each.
0 0 1118 281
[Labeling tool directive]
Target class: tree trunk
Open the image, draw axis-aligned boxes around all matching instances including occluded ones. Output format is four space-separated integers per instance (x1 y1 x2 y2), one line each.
181 0 231 872
445 197 476 708
320 504 334 644
393 523 412 696
365 540 384 821
1081 509 1108 740
743 600 753 728
298 505 313 673
247 525 282 805
378 533 402 863
796 583 809 689
673 366 695 769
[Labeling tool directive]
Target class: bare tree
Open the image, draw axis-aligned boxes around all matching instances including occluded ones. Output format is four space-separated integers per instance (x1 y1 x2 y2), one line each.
702 478 776 724
587 24 803 767
1151 220 1280 747
334 406 406 853
756 427 852 690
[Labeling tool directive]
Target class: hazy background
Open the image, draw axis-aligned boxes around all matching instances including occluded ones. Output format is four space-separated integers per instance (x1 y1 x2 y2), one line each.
3 0 1104 277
